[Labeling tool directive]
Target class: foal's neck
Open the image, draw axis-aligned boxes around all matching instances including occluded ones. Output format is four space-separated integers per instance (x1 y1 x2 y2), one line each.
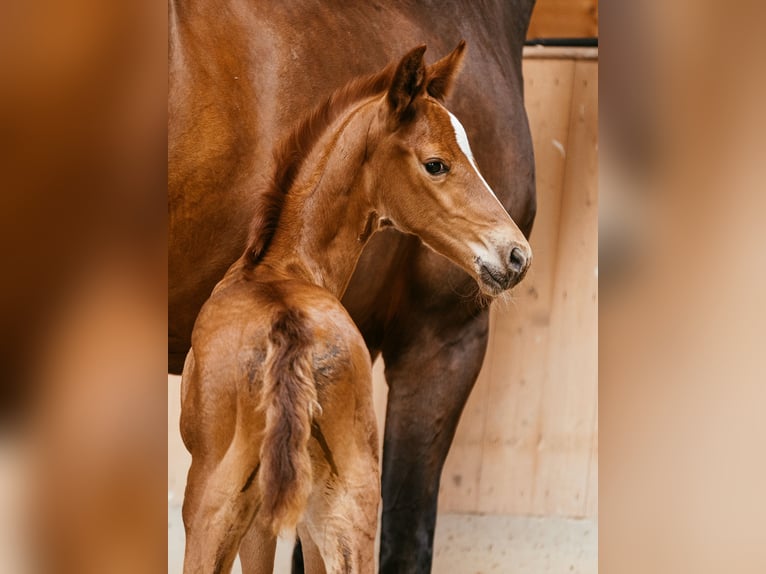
260 101 380 297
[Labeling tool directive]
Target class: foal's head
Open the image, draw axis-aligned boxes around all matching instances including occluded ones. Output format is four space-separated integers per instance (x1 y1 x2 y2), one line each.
368 42 532 296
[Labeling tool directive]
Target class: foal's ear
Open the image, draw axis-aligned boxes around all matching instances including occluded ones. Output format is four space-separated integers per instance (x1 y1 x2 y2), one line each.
387 45 427 122
426 40 467 101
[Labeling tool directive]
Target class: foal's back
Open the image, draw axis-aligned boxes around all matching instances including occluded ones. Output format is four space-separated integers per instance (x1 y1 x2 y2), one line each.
181 261 372 465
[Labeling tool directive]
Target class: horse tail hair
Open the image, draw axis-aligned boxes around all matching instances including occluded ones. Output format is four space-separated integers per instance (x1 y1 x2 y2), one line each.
258 308 319 535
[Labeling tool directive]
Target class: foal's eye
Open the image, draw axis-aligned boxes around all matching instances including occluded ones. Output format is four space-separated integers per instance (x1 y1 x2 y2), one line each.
424 160 449 175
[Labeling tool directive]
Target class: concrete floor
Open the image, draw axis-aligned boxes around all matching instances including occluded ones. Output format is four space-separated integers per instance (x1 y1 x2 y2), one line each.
168 504 597 574
431 514 596 574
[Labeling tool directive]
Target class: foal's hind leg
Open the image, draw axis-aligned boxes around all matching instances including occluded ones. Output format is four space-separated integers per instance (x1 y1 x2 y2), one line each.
303 452 379 573
295 524 326 574
182 437 262 574
302 417 380 573
237 519 276 574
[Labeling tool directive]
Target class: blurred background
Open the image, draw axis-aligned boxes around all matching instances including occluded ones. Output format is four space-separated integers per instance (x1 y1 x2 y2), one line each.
599 1 766 572
0 0 166 572
3 0 766 572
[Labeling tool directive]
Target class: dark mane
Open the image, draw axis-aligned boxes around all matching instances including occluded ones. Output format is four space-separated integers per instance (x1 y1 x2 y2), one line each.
245 62 397 266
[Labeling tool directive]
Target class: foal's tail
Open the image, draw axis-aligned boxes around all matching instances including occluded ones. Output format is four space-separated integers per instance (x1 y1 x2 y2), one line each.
259 308 319 534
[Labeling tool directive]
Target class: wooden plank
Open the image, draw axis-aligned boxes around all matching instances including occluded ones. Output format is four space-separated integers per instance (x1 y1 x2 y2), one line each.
531 59 598 517
527 0 599 39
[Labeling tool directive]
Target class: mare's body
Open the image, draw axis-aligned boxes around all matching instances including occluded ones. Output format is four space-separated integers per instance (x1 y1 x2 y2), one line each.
169 3 537 571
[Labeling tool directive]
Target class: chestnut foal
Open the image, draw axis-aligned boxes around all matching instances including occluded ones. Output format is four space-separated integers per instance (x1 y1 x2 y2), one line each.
180 42 531 574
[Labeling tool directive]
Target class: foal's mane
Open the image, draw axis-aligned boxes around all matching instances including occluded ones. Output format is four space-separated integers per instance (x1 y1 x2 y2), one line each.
245 62 397 266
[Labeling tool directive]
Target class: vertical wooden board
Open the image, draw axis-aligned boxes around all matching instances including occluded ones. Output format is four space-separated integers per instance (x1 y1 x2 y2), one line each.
476 304 550 515
523 58 578 249
531 59 598 517
520 58 578 299
474 59 576 514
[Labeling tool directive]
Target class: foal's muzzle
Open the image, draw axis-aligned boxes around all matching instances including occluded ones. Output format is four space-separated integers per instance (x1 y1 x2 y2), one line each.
477 243 532 295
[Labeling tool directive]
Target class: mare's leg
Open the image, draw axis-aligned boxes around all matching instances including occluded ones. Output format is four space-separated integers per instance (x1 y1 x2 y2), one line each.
291 538 305 573
378 304 490 574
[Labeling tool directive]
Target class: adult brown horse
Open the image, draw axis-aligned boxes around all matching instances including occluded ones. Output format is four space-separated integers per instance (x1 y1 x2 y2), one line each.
169 2 537 571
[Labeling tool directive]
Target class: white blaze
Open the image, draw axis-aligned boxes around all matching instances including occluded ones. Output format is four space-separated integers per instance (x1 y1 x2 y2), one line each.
448 111 501 201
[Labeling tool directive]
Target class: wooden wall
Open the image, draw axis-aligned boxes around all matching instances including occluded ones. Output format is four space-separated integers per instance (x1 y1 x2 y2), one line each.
432 49 598 519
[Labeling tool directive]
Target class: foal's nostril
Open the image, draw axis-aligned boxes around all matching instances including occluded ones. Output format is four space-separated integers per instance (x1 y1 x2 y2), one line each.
509 247 526 273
